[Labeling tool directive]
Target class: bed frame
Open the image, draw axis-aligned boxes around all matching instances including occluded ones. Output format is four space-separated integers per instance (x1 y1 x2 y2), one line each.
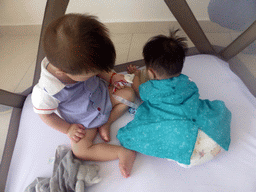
0 0 255 191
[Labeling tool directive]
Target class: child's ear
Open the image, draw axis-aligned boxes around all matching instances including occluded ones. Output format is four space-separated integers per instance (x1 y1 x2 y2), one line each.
55 70 66 77
147 68 157 80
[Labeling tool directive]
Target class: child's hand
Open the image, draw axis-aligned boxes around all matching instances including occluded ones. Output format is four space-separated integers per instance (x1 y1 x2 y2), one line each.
67 124 86 143
127 65 140 76
112 74 127 90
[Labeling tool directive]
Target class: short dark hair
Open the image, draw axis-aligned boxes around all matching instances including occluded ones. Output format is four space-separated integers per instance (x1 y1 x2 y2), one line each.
143 29 188 76
43 13 116 74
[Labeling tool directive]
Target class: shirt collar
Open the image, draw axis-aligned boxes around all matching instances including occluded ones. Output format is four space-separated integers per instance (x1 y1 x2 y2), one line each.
38 57 66 95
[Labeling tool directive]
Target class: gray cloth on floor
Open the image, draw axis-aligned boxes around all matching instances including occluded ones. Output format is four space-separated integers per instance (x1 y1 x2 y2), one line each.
24 145 89 192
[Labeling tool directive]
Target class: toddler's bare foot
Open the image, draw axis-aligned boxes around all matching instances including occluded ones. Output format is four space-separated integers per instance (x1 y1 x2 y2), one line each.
98 123 111 142
127 65 141 76
118 148 136 178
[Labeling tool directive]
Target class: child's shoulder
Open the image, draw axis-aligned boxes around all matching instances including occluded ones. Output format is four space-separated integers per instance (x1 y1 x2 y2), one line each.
140 74 191 88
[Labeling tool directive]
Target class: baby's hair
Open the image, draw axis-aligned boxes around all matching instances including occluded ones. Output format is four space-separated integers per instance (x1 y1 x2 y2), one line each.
43 13 116 75
143 29 188 77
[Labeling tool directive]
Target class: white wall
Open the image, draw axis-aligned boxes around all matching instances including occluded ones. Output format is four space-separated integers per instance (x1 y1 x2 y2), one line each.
0 0 210 26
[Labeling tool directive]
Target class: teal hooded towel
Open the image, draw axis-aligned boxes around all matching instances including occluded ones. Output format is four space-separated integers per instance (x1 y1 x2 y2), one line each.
117 74 231 165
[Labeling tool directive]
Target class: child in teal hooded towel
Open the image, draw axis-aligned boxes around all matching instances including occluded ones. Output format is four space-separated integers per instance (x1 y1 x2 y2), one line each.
117 30 231 167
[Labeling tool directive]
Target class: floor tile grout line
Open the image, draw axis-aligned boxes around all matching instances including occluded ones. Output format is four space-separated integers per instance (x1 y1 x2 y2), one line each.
126 33 134 63
13 57 36 93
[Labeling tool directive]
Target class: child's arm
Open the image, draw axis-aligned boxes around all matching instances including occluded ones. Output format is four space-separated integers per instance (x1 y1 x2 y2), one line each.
131 74 141 99
32 84 86 143
39 113 86 143
127 65 141 99
98 71 126 89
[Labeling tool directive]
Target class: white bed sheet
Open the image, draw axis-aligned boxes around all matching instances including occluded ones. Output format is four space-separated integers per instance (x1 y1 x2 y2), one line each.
5 55 256 192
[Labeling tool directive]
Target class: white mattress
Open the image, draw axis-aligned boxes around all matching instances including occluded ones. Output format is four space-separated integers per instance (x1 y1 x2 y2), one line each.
5 55 256 192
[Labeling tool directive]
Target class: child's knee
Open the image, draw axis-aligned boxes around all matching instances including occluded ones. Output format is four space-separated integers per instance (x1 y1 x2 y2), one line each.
71 135 94 160
126 87 136 102
118 87 135 102
72 142 92 160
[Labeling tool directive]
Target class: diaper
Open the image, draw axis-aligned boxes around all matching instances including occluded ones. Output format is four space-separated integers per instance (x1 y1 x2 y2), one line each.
170 129 221 168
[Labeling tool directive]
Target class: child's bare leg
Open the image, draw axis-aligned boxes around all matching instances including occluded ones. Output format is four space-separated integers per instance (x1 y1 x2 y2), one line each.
71 128 136 178
99 86 135 142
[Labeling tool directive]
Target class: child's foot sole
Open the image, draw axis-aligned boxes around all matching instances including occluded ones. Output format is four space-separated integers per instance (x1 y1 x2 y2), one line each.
119 150 136 178
98 124 110 142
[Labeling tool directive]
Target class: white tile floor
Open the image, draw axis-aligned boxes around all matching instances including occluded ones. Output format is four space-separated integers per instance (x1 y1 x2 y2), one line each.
0 27 255 161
